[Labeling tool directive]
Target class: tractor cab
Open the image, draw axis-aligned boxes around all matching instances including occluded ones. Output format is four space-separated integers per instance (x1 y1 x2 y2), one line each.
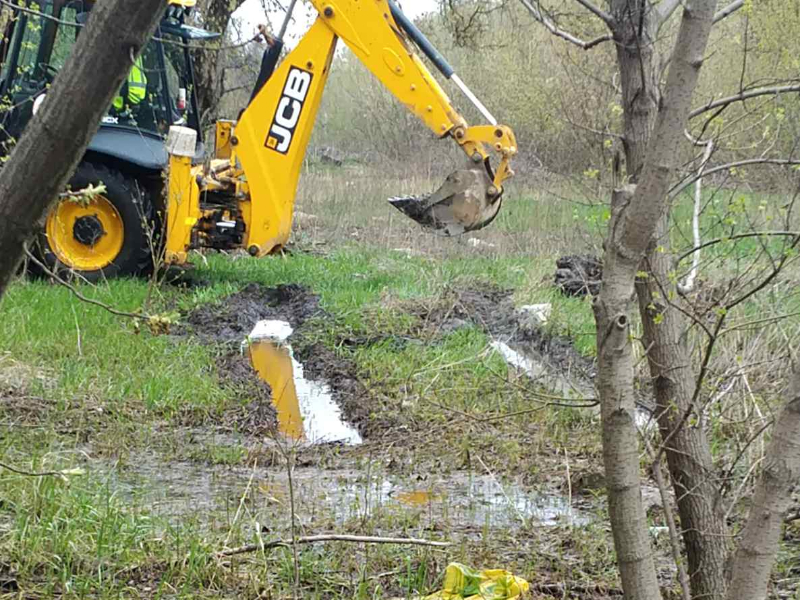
0 0 222 282
0 0 218 168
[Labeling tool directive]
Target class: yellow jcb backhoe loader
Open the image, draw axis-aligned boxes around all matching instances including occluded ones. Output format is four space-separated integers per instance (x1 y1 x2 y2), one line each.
0 0 517 280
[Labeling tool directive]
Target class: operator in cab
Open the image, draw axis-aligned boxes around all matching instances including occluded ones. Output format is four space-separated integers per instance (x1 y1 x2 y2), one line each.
111 55 147 118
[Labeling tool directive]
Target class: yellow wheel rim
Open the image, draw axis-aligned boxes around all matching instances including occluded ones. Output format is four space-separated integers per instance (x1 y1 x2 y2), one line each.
45 195 125 271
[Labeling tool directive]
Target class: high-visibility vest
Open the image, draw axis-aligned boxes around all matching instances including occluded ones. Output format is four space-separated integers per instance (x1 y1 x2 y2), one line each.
113 57 147 111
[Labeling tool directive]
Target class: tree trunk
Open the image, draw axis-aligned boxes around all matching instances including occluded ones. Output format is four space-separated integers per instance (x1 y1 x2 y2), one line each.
636 217 731 600
192 0 248 128
726 361 800 600
0 0 167 297
609 0 660 181
595 2 720 599
608 1 729 596
594 185 663 600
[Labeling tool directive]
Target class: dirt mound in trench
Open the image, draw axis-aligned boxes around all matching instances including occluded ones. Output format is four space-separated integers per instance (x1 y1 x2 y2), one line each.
411 285 596 384
186 283 321 343
183 283 372 438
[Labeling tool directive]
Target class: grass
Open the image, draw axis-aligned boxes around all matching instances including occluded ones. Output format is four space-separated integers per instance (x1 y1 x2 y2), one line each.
2 279 227 418
1 165 799 597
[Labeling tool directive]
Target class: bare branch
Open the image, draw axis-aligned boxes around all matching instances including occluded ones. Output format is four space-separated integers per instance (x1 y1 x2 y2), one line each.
518 0 612 50
217 534 450 558
690 84 800 119
656 0 683 30
670 158 800 197
564 116 624 139
0 0 264 51
677 231 800 264
24 248 153 322
0 0 81 27
573 0 613 25
714 0 744 24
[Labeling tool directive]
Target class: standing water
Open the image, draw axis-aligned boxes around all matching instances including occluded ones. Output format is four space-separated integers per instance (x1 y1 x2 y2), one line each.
247 320 362 445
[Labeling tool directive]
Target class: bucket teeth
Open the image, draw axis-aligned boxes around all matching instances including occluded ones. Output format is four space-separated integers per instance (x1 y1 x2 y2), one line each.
388 168 503 236
388 195 433 223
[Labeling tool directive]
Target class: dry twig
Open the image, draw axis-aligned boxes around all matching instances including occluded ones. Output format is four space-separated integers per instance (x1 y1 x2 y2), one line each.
217 534 450 557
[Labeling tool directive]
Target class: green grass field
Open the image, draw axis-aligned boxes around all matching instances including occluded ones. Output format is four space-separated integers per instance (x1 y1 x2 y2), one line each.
1 168 798 598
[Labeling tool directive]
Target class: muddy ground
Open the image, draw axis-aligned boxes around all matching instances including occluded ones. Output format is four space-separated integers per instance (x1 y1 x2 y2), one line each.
2 278 676 598
180 281 598 446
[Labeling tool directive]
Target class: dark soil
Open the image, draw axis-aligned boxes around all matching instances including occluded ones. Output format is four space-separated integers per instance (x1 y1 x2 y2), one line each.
180 283 325 435
293 341 377 437
181 281 597 442
409 284 596 385
554 255 602 297
415 285 519 337
185 283 321 343
181 283 375 439
215 350 276 436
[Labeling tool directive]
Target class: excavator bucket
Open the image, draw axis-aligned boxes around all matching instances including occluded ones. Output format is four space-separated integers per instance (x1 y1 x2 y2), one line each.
388 167 503 236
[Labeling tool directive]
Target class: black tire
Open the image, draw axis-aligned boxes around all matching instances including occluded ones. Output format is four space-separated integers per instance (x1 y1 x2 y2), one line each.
31 162 154 282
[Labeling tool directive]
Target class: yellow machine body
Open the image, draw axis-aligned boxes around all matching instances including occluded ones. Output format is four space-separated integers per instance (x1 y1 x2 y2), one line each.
163 0 517 263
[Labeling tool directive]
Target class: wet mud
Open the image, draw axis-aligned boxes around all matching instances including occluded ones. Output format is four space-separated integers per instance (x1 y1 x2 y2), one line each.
182 283 373 440
102 453 593 530
182 282 597 443
403 285 596 391
186 283 321 343
248 323 362 445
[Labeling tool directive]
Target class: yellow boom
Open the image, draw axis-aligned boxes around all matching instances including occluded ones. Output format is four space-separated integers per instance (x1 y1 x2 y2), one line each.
164 0 516 264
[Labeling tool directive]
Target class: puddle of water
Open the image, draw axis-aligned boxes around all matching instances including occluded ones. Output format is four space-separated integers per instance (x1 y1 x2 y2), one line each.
295 471 591 528
490 341 593 400
102 455 592 530
396 490 440 507
247 320 362 446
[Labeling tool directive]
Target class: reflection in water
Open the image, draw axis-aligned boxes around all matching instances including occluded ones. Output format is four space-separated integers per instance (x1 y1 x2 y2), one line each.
106 456 591 529
249 341 305 439
248 320 362 445
395 490 439 507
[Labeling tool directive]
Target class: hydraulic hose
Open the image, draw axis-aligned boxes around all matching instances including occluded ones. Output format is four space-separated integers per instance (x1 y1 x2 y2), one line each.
386 0 497 125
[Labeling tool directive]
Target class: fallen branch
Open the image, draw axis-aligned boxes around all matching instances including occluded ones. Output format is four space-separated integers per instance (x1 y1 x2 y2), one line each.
0 460 82 480
217 534 450 558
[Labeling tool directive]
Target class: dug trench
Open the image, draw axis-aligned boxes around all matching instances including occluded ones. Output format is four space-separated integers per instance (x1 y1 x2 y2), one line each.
142 281 686 593
180 281 598 450
165 280 633 519
0 276 681 596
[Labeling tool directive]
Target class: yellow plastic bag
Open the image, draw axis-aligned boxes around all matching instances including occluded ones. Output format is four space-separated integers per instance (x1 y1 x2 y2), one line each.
423 563 529 600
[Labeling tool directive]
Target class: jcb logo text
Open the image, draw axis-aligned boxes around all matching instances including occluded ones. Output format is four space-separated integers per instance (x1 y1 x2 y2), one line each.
265 67 312 154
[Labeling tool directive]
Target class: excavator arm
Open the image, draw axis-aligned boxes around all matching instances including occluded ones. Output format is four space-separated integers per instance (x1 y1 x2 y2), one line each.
164 0 516 263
